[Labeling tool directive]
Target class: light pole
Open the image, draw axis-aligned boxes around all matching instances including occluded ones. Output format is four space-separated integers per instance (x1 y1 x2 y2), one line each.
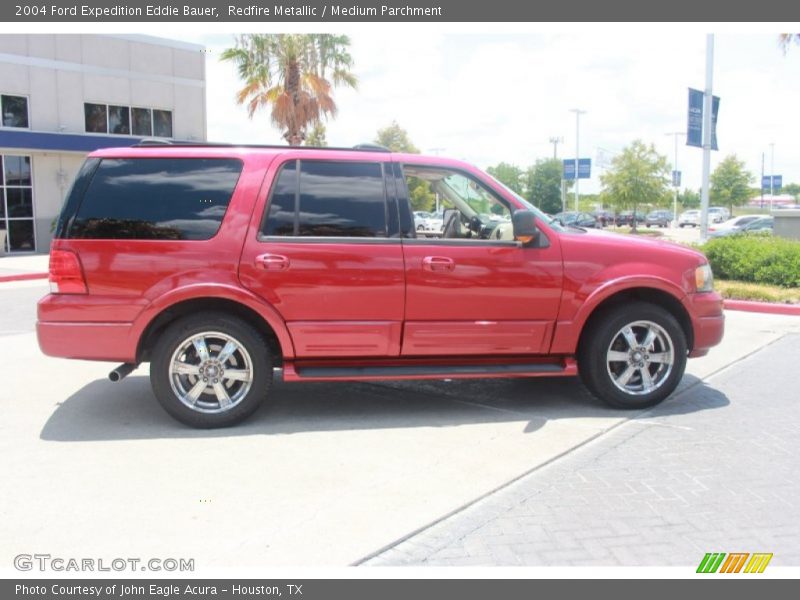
570 109 586 212
769 142 775 211
549 136 563 159
665 132 682 225
699 34 714 242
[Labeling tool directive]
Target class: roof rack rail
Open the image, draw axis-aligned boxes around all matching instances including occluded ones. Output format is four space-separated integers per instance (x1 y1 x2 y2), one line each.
130 140 395 153
352 143 391 152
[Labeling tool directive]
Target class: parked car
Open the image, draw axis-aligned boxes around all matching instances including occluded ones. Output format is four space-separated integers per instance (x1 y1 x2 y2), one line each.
614 211 645 227
38 143 724 427
708 207 730 223
592 209 615 228
678 210 700 228
555 211 598 228
414 211 443 235
645 210 673 228
708 216 774 238
708 215 761 233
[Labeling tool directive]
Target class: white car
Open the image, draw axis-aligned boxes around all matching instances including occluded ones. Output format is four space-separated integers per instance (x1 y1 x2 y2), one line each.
708 207 730 223
708 215 762 233
678 210 700 227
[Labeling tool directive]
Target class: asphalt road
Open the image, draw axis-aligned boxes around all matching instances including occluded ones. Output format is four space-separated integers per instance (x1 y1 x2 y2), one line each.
2 280 799 571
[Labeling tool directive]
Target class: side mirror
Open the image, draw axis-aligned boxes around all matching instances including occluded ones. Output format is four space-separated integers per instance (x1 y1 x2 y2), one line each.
512 210 539 245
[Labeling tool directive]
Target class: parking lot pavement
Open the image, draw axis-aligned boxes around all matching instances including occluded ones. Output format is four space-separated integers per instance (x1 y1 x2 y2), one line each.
1 282 798 570
363 333 800 567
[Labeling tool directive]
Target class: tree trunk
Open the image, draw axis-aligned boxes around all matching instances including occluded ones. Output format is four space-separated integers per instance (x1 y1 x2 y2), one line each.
285 58 302 146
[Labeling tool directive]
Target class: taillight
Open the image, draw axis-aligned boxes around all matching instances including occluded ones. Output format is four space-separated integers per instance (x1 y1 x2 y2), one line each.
49 250 88 294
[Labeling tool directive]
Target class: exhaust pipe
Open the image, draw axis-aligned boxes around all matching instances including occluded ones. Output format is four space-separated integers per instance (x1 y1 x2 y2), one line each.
109 363 138 382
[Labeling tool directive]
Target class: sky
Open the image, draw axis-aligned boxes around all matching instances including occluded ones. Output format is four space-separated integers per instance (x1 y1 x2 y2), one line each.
178 29 800 195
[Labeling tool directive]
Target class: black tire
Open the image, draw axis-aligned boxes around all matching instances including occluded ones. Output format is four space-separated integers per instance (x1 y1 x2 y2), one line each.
150 311 273 428
578 302 687 409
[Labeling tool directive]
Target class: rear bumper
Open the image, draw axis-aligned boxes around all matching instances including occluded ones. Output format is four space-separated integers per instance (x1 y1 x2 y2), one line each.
37 321 136 362
684 292 725 357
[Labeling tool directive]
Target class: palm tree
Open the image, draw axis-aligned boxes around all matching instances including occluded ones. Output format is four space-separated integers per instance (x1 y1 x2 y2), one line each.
221 34 357 145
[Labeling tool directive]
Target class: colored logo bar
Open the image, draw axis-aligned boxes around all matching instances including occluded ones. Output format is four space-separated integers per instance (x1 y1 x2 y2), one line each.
697 552 773 573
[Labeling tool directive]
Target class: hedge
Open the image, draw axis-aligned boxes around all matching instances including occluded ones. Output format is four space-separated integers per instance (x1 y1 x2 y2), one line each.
702 233 800 288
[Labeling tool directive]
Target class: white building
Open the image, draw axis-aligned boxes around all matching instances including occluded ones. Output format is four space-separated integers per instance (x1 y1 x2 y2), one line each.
0 34 206 253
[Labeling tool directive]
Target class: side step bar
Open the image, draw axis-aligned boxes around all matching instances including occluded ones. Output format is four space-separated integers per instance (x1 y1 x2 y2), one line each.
283 358 577 382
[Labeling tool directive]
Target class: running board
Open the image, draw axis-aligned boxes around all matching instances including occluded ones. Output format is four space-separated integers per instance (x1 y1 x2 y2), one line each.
283 357 577 382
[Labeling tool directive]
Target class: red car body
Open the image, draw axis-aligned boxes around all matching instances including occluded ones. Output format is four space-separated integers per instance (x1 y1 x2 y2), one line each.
37 144 724 425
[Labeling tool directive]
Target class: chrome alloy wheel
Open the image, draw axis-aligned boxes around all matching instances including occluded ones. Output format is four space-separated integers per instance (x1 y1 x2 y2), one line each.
605 320 675 396
168 331 254 413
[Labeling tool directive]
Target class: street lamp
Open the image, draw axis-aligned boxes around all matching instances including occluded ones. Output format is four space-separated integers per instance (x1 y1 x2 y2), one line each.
549 136 563 159
570 109 586 212
665 132 682 225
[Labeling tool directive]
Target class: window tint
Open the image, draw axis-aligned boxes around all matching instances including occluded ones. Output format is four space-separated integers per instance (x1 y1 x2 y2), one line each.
299 161 386 237
70 158 242 240
263 160 388 238
263 161 297 236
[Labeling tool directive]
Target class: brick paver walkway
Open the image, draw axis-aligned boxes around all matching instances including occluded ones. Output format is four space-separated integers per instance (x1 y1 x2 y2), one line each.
363 334 800 566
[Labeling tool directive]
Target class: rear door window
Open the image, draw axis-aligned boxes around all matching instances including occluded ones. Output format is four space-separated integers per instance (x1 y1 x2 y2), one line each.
69 158 242 240
262 160 388 238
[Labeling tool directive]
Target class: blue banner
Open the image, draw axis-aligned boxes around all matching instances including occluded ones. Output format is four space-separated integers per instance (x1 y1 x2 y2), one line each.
687 88 719 150
563 158 591 180
687 88 703 148
762 175 782 191
672 170 682 187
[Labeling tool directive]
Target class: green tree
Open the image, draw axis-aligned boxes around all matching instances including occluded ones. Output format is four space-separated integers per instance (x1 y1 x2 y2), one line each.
305 121 328 146
486 162 524 195
374 122 436 211
600 140 670 231
221 34 357 145
679 188 701 210
525 158 570 214
375 120 419 153
782 182 800 199
710 155 753 216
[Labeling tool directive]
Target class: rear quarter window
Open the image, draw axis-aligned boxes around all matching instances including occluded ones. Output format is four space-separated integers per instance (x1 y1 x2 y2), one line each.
69 157 242 240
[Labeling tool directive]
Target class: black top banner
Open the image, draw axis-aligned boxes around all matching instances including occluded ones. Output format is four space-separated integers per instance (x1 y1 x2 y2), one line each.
2 0 799 22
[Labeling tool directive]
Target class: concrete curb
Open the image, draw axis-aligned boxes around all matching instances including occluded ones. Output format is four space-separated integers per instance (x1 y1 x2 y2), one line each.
724 299 800 316
0 273 48 283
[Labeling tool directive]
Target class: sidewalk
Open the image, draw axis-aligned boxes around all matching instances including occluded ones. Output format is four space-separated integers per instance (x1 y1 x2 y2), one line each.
362 333 800 567
0 254 49 282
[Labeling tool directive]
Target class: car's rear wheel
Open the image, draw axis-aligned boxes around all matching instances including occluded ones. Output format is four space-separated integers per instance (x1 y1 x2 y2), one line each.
150 312 272 428
578 302 687 409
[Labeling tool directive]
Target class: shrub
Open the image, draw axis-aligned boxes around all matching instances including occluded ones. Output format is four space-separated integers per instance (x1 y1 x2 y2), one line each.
702 233 800 288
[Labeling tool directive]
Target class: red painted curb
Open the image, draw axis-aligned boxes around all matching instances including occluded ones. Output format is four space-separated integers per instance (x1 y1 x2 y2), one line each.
0 272 48 283
724 299 800 316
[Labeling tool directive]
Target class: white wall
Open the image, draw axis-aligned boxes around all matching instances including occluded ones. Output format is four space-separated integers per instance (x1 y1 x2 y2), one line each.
0 34 206 140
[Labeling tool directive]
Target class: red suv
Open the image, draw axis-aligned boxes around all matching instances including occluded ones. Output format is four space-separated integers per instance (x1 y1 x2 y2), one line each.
38 144 724 427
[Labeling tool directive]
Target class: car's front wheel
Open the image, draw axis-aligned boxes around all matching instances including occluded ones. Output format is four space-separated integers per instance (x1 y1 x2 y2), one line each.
150 312 273 427
578 302 687 409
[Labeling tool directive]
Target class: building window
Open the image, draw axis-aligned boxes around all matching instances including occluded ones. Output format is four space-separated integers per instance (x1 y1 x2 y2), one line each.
84 103 172 138
1 94 29 129
1 154 35 253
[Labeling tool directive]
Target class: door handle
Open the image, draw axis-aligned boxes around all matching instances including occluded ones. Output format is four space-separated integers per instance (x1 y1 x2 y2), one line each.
255 253 290 271
422 256 455 272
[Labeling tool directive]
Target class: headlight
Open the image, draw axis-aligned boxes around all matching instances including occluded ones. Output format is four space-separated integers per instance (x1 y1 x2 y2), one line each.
695 263 714 292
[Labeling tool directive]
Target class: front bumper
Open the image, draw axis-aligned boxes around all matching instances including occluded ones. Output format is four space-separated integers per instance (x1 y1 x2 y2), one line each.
684 291 725 357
